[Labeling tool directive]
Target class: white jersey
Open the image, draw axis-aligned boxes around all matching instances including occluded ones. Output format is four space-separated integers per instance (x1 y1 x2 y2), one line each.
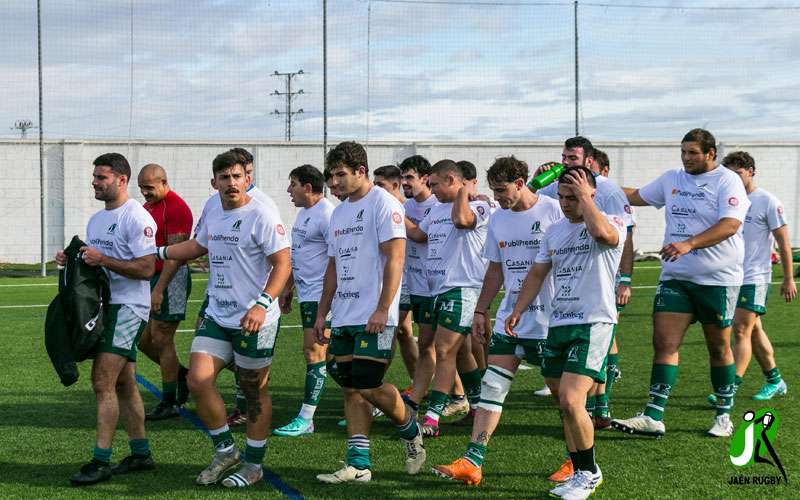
743 188 787 285
195 197 290 329
639 166 750 286
327 187 406 327
419 200 491 296
291 198 335 303
484 196 563 339
86 199 156 321
195 184 280 237
538 174 634 228
404 195 440 297
535 213 626 327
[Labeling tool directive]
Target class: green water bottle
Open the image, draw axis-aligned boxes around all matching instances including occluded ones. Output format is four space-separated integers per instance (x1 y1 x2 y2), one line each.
528 163 565 190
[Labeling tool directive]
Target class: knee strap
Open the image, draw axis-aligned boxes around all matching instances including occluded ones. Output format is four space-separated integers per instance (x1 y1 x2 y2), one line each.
351 359 386 390
328 360 353 388
477 365 514 413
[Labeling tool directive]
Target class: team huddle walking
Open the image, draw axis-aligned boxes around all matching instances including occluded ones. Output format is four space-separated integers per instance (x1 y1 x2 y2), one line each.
56 128 795 498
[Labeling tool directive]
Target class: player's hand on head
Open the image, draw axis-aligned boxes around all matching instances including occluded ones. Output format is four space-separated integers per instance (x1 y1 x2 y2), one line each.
565 168 593 199
79 246 104 267
366 309 388 334
534 161 559 176
240 305 266 334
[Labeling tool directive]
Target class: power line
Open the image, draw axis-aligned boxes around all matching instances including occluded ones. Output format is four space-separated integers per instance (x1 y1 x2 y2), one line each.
270 69 305 142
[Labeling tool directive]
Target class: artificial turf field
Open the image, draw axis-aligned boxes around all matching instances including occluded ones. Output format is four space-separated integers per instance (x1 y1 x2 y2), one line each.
0 262 797 499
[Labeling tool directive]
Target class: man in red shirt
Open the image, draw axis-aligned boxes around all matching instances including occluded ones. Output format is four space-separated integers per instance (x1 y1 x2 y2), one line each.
138 164 194 419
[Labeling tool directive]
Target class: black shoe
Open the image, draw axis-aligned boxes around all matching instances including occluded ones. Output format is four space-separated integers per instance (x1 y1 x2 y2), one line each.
177 367 190 405
145 400 179 421
70 460 112 486
111 454 155 475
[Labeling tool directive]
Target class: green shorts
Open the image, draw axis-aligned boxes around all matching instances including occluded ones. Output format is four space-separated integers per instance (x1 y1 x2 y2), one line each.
432 287 480 335
737 283 769 315
192 316 280 369
399 292 412 312
299 301 331 329
329 325 396 360
488 332 546 367
541 323 614 383
98 304 148 362
653 280 739 328
410 294 435 325
149 266 192 322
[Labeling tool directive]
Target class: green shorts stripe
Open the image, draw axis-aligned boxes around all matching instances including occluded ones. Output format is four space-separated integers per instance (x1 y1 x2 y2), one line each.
737 283 769 315
432 287 479 335
99 304 147 361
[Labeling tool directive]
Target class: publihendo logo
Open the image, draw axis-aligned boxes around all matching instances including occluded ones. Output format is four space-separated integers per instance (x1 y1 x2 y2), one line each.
728 408 787 486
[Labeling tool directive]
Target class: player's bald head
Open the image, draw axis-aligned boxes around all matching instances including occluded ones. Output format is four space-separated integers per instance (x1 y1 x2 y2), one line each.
138 163 167 182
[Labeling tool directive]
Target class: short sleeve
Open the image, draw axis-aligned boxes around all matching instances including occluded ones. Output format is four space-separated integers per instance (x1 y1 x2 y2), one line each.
194 197 212 239
767 196 787 231
605 215 627 249
600 181 635 228
638 171 669 209
717 174 750 222
256 213 291 257
483 221 501 262
470 201 491 229
168 197 194 236
537 182 558 200
376 195 406 243
126 209 157 258
535 229 553 264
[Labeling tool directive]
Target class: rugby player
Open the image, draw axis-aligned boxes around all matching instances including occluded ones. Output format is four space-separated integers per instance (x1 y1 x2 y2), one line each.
704 152 795 403
612 129 749 438
314 142 425 483
405 160 491 437
137 164 193 420
507 166 625 499
156 151 291 487
432 156 562 485
273 165 336 437
374 165 419 388
56 153 157 485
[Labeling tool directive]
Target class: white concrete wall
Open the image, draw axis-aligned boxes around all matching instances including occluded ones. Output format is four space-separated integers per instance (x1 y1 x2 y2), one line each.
1 139 798 263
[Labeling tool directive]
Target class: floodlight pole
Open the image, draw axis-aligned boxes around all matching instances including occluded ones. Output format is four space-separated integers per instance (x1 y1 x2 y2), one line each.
573 0 580 136
38 0 46 277
323 0 328 165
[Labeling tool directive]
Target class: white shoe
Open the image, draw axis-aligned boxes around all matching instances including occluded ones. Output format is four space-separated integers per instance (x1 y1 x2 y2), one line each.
441 396 469 417
196 448 240 485
611 413 665 437
402 426 426 475
708 413 733 437
316 464 372 484
534 386 552 397
554 466 603 500
221 462 263 488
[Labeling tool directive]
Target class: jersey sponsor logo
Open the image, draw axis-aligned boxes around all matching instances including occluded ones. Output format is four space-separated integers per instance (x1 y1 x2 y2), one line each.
89 238 113 249
356 209 365 222
552 243 590 256
107 223 117 234
392 211 402 224
334 225 364 237
232 220 243 231
423 207 432 216
276 224 286 235
555 264 582 278
579 228 588 239
672 188 706 200
336 290 360 299
210 234 239 244
499 238 540 249
729 196 739 207
670 205 697 217
304 216 311 225
144 226 154 238
214 297 239 309
338 245 358 258
505 258 535 271
531 221 542 233
553 310 584 321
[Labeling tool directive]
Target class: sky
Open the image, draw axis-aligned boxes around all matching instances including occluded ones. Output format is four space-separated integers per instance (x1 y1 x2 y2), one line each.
1 0 799 142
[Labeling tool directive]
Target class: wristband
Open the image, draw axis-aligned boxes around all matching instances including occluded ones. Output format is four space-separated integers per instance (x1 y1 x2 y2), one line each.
256 292 274 310
619 273 632 286
155 246 169 261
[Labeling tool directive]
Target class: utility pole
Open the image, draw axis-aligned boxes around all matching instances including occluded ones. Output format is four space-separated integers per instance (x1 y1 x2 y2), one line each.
11 120 37 139
270 69 305 141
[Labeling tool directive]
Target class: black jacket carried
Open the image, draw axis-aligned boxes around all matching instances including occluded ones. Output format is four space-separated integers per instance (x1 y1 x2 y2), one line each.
44 235 111 386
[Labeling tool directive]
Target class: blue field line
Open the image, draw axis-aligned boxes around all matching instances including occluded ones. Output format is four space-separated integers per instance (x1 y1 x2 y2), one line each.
135 374 305 499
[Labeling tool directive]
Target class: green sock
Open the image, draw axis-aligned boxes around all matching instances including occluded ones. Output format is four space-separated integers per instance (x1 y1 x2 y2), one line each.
244 438 267 465
459 369 483 408
234 371 247 412
129 438 150 457
304 361 328 406
162 381 177 404
711 364 736 416
605 353 620 398
643 363 679 421
464 441 487 467
585 395 596 413
209 425 235 452
346 435 371 470
425 390 450 421
595 393 608 414
395 414 419 441
765 367 782 385
92 445 112 464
